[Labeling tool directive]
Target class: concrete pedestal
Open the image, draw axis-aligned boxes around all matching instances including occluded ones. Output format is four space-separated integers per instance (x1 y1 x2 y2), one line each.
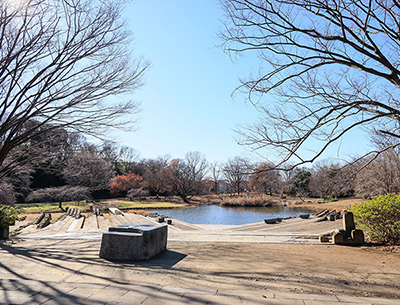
99 224 167 260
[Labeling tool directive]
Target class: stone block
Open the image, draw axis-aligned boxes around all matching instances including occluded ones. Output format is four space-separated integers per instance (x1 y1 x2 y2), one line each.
99 224 167 260
33 212 45 225
264 218 277 224
157 216 164 223
299 214 310 219
37 213 51 229
109 208 124 216
327 214 335 221
332 230 345 245
351 229 364 245
319 234 330 243
343 211 355 233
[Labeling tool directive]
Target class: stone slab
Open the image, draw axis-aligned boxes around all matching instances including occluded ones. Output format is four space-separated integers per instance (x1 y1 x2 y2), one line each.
99 224 167 260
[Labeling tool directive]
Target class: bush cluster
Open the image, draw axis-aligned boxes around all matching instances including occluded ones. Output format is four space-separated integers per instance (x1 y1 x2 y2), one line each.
352 194 400 244
0 204 26 227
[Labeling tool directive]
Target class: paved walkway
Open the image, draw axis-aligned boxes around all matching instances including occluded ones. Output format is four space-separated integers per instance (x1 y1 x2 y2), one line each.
2 212 399 304
1 278 399 304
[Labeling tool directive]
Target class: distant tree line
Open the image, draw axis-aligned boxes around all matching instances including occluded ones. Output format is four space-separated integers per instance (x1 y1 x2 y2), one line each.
2 127 400 206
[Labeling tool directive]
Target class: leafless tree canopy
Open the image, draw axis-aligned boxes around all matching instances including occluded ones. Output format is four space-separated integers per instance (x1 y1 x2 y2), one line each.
0 0 149 175
223 156 250 195
221 0 400 168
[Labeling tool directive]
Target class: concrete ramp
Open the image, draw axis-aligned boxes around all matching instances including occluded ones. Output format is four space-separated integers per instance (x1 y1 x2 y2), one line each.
11 211 341 244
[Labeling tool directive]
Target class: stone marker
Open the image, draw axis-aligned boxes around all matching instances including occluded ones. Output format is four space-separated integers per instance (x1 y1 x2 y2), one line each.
352 229 365 244
99 224 168 260
343 211 355 232
332 229 345 245
331 211 364 246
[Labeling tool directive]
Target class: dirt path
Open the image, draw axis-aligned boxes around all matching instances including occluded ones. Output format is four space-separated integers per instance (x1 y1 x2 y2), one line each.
1 239 399 300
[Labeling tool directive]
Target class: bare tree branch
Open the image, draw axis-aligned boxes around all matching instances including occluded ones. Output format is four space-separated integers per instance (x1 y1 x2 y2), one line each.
220 0 400 168
0 0 149 176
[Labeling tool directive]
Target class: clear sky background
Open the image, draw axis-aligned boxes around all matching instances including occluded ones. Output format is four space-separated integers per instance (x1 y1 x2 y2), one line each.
115 0 372 165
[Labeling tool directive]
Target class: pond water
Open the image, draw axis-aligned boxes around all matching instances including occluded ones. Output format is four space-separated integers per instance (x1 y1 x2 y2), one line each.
152 204 316 225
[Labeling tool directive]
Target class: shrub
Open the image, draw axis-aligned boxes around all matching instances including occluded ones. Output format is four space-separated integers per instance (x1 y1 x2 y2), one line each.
352 194 400 244
0 204 26 227
109 173 144 195
319 198 338 204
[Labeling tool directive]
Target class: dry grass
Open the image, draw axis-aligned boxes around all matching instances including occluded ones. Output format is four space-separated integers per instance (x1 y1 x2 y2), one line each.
221 195 275 207
299 197 366 212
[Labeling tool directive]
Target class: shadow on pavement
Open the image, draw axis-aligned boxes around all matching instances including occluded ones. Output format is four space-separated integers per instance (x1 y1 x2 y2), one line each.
0 239 190 305
102 249 187 269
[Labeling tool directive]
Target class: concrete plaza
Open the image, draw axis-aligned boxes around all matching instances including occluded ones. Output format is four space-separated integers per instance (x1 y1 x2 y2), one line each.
1 212 399 304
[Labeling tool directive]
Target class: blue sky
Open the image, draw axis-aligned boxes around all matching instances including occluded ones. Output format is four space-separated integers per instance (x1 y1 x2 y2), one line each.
115 0 371 164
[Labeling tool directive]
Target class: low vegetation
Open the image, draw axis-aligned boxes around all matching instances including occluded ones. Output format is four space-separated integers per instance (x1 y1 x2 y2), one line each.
352 194 400 244
0 205 26 227
221 195 274 207
17 201 89 213
117 201 184 209
319 198 338 204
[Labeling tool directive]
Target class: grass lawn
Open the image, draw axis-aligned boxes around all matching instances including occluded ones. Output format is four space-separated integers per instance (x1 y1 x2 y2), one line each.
15 199 186 214
16 202 88 213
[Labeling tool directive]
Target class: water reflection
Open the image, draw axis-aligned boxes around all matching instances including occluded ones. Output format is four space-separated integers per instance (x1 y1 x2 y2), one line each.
152 204 316 225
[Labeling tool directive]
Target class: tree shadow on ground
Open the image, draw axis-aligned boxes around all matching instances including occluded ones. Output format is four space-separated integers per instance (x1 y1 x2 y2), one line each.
0 239 189 305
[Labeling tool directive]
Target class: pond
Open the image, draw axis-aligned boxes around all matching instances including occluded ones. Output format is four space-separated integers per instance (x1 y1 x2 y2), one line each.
152 204 317 225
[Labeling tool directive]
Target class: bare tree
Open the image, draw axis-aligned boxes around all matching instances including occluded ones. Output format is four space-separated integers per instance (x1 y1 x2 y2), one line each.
27 186 90 211
63 151 115 192
0 0 149 178
117 146 140 174
0 181 16 206
161 152 208 203
185 151 209 185
309 160 355 199
223 156 250 195
355 150 400 197
140 156 171 196
209 161 223 196
221 0 400 168
278 164 300 197
248 162 280 196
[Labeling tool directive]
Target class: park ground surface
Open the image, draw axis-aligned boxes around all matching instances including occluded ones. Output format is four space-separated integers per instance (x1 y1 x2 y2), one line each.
1 238 400 304
1 208 400 304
